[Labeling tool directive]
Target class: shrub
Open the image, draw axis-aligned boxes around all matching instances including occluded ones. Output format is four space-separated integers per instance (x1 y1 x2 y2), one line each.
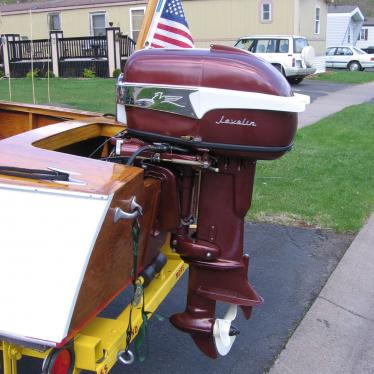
83 68 96 78
0 70 4 78
45 70 55 78
113 68 121 78
26 69 39 78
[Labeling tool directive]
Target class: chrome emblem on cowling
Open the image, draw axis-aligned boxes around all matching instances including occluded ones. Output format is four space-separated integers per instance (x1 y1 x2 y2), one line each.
135 92 185 108
118 84 198 118
215 115 257 127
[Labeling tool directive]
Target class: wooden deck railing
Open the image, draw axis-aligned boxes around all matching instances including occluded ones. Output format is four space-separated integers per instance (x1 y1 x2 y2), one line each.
59 36 107 59
8 39 51 62
119 35 136 57
3 30 135 77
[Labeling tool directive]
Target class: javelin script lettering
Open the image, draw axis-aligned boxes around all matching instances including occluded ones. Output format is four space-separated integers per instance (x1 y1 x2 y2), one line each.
215 115 257 127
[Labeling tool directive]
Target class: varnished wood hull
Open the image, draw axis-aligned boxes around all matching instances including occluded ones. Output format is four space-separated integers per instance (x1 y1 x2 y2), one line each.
0 100 103 140
0 102 164 346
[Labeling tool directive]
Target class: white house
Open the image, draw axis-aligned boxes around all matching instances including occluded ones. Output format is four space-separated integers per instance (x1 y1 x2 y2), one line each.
356 17 374 49
326 5 364 48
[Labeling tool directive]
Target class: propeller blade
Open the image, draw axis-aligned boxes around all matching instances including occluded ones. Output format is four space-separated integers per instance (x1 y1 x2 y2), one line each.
192 335 217 359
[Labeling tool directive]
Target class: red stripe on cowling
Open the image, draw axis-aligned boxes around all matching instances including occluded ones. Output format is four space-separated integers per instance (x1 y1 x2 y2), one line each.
153 33 193 48
157 22 194 44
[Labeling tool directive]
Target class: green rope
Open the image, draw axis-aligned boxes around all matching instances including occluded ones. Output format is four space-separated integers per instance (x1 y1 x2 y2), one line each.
134 307 149 362
124 218 150 362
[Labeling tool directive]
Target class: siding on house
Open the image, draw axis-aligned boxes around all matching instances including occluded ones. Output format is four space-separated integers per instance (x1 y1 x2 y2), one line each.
185 0 328 54
0 3 142 39
326 6 364 48
298 0 328 54
356 18 374 49
0 0 327 52
326 14 351 47
184 0 295 47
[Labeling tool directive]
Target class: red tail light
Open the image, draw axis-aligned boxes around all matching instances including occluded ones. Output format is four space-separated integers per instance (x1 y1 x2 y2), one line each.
371 57 374 61
42 348 74 374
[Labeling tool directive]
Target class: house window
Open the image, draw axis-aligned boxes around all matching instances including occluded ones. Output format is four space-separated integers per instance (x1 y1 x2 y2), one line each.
130 8 145 42
90 12 107 36
48 13 61 31
261 2 272 23
359 28 368 41
314 7 320 34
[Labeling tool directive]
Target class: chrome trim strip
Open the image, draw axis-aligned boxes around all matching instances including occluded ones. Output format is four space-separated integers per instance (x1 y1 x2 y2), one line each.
118 82 310 117
0 182 109 200
0 331 57 348
118 84 198 119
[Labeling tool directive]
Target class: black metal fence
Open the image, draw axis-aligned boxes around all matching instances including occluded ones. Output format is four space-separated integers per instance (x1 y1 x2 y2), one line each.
0 44 3 67
59 60 109 78
10 61 51 78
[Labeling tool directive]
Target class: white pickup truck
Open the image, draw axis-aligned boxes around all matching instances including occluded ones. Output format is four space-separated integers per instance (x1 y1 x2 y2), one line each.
235 35 316 84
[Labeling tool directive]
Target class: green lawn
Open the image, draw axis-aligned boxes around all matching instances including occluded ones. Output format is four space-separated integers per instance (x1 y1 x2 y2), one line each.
249 103 374 233
310 70 374 84
0 78 117 113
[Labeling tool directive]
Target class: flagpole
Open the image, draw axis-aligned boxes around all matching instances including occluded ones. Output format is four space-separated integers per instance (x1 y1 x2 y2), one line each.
29 8 36 104
135 0 159 50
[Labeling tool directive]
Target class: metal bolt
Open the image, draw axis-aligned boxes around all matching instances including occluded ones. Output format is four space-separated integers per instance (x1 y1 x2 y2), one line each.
229 325 240 336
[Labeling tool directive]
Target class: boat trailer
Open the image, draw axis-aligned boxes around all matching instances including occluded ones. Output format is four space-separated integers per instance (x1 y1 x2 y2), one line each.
0 241 186 374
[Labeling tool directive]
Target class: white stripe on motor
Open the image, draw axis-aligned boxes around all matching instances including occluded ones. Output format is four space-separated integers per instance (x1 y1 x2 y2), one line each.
120 82 311 115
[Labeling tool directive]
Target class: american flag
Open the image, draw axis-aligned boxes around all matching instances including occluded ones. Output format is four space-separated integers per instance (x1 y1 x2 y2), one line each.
146 0 194 48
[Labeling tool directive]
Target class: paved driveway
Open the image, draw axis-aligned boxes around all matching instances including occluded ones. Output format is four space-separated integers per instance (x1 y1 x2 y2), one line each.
291 79 351 103
13 224 352 374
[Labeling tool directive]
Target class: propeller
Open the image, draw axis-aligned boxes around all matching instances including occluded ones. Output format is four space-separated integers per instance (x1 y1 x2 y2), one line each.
213 304 240 356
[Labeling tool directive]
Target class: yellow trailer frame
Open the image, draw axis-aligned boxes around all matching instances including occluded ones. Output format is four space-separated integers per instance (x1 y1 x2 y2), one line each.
0 243 187 374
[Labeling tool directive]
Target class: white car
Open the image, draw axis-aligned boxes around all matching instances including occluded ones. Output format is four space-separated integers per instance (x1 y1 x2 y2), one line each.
234 35 316 84
325 46 374 71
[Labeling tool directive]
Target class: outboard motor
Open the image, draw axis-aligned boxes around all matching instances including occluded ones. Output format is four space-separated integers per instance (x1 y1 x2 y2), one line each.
115 45 309 358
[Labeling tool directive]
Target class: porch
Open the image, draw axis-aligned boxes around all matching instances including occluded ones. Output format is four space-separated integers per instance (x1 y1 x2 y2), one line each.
1 28 135 78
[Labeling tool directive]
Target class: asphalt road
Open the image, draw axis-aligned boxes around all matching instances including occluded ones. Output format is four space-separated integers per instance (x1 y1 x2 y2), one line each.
10 223 353 374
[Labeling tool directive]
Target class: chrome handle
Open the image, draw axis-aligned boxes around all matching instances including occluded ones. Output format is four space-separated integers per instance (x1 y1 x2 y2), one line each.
130 197 143 215
114 197 143 223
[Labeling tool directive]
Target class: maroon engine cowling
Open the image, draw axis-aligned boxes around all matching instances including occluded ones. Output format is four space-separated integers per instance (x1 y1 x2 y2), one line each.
117 45 306 160
116 45 306 358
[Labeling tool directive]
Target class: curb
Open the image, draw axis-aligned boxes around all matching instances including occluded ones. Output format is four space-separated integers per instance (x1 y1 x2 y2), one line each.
269 212 374 374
